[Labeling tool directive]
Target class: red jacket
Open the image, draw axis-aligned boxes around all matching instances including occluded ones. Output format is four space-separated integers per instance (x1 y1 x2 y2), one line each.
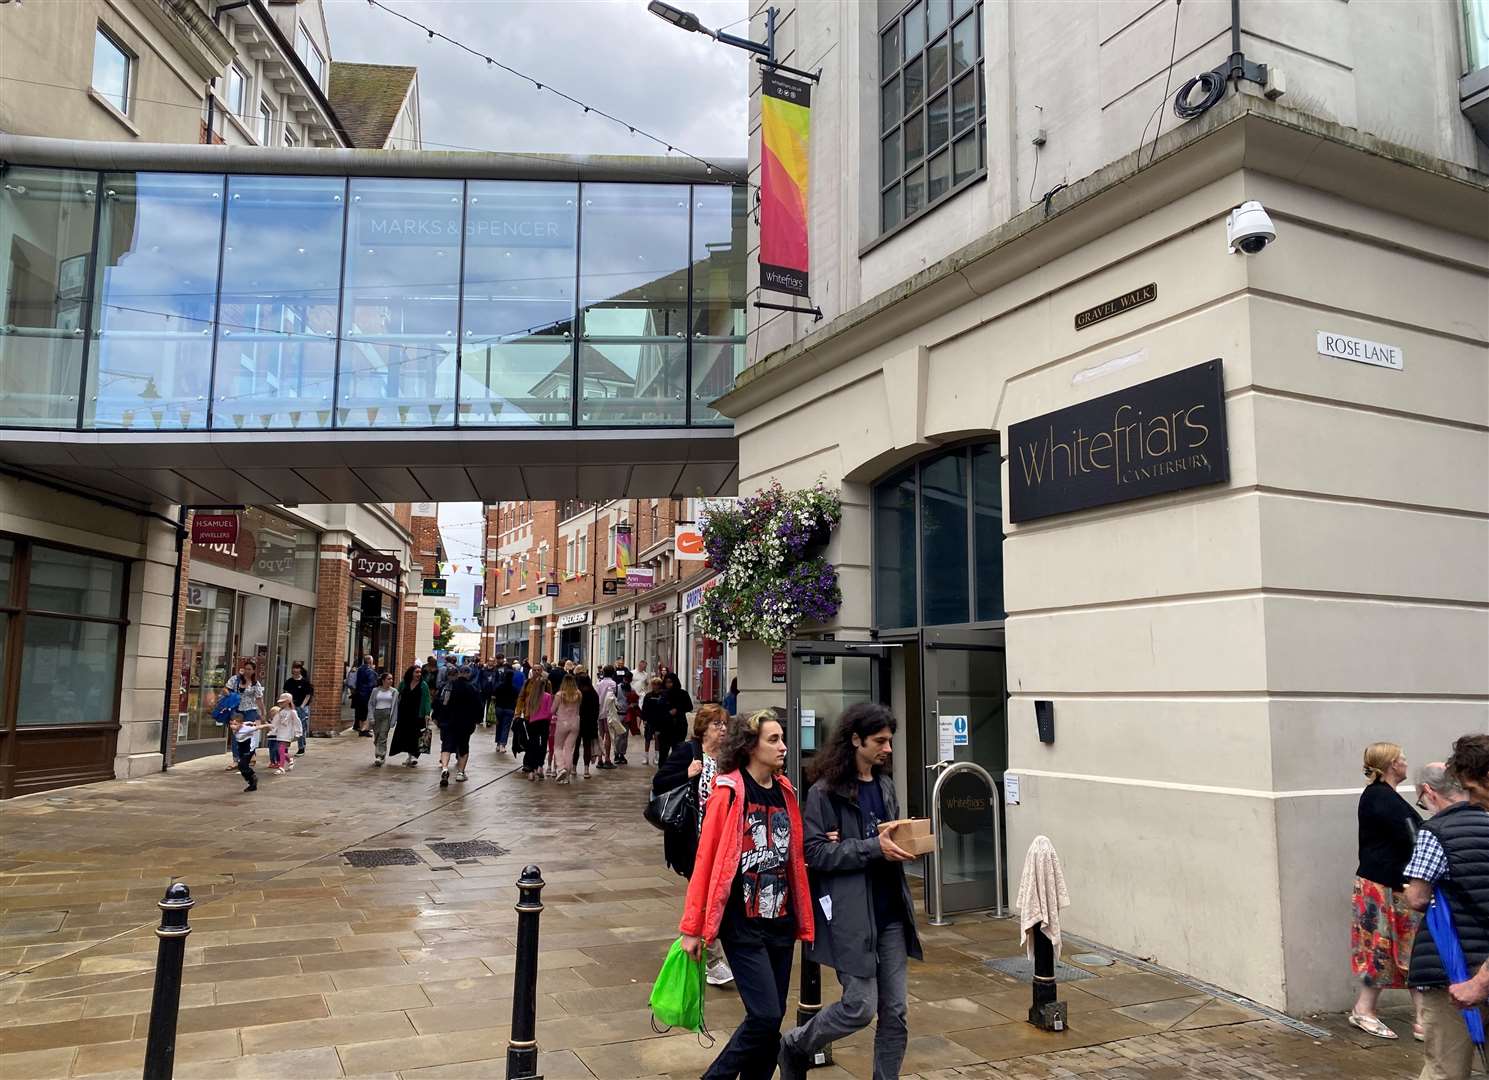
678 770 815 945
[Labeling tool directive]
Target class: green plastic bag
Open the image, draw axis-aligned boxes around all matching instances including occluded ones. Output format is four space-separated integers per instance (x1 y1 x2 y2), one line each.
649 939 708 1036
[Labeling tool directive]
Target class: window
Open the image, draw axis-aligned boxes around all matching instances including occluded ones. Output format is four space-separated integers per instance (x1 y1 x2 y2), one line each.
879 0 985 233
224 64 247 119
258 98 275 145
0 537 129 734
1468 0 1489 71
296 23 325 87
91 26 131 114
872 443 1004 628
283 126 299 148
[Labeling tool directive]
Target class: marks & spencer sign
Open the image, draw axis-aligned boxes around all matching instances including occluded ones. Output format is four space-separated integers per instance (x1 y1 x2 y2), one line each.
1008 360 1229 523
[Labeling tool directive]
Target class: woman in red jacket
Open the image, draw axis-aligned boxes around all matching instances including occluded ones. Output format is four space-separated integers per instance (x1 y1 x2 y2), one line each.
680 709 813 1080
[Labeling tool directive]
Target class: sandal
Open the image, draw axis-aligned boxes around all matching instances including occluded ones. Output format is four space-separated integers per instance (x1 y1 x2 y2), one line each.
1348 1014 1398 1040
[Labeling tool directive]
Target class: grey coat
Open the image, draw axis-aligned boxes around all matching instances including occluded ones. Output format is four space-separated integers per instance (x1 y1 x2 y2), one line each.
801 773 924 979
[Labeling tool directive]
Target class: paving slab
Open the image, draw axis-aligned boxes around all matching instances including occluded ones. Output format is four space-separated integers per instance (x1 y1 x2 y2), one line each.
0 730 1430 1079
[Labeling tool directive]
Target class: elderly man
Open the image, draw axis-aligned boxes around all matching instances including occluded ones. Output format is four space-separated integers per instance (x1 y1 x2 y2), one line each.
1404 737 1489 1080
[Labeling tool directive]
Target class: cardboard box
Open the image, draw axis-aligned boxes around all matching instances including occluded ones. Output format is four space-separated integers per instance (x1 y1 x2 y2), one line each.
877 817 935 856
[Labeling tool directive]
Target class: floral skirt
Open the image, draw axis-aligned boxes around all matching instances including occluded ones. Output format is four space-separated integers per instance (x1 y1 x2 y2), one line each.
1351 876 1418 988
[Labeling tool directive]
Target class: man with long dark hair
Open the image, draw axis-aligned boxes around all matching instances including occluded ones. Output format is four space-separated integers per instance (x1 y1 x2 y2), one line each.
779 702 922 1080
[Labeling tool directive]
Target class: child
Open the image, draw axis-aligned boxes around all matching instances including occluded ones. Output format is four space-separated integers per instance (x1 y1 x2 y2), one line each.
267 693 299 774
230 712 268 792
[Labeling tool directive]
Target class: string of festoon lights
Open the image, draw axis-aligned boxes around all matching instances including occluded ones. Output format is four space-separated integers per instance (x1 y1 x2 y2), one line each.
364 0 746 183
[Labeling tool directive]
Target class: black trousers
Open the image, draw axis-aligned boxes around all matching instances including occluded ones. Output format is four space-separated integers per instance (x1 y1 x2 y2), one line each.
352 692 369 729
704 934 795 1080
521 722 549 773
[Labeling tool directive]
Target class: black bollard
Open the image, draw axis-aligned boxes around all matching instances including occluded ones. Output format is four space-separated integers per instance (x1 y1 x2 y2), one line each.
505 865 544 1080
795 950 833 1067
142 882 194 1080
1026 924 1066 1031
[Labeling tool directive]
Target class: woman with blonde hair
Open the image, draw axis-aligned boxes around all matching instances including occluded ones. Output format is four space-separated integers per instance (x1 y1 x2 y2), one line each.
518 674 553 781
1349 741 1424 1040
550 674 583 785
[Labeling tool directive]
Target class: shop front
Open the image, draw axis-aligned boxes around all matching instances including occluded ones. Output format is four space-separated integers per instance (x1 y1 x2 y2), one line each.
489 596 550 663
636 598 674 675
556 609 589 664
0 535 130 798
178 508 318 756
680 577 726 704
594 603 631 669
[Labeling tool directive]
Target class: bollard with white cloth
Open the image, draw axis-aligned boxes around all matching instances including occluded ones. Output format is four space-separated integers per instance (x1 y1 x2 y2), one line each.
1016 835 1070 1032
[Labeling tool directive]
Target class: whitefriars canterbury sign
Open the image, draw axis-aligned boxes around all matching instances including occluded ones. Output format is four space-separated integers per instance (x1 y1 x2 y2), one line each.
1008 360 1229 523
1316 331 1402 371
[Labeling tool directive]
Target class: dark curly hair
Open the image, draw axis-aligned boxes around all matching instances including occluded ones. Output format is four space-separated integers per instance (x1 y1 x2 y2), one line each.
720 708 785 773
1447 733 1489 787
807 702 897 790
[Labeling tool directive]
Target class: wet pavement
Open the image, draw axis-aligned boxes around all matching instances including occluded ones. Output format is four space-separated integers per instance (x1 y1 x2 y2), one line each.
0 730 1436 1078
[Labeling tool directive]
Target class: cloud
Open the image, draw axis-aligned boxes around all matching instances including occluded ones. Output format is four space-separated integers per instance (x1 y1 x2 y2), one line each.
324 0 750 163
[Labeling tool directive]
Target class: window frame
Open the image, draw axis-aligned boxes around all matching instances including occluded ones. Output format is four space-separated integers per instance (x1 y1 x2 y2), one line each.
257 97 275 145
296 22 326 87
877 0 987 238
224 63 247 119
91 24 133 115
0 532 131 736
870 441 1004 633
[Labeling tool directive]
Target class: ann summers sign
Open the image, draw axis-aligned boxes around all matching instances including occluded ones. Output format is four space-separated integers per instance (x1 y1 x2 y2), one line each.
1008 360 1228 523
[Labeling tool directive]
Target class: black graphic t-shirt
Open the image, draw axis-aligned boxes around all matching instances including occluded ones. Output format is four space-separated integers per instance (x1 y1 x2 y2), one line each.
857 778 905 929
721 771 795 945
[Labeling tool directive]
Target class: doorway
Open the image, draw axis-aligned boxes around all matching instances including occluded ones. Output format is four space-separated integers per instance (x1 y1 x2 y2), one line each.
883 628 1007 910
783 640 890 790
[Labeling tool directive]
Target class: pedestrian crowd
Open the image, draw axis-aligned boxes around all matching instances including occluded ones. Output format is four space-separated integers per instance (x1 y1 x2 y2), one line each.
1348 732 1489 1080
219 656 314 792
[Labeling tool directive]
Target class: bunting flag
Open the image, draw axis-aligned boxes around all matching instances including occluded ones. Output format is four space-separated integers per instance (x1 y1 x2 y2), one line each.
760 69 812 298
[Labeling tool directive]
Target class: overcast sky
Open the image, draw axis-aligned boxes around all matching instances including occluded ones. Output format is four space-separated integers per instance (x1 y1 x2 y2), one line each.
324 0 750 161
329 1 751 634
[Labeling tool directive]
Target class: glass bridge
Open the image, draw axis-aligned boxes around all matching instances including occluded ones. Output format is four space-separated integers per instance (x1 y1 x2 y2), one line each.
0 136 746 503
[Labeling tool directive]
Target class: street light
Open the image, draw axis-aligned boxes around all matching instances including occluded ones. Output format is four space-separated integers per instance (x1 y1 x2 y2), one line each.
647 1 775 61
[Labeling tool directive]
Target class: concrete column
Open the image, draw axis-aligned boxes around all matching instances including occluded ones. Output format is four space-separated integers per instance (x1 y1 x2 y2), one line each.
311 534 351 735
115 511 179 779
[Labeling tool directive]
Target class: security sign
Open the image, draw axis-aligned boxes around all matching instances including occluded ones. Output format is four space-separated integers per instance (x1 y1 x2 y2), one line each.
952 714 969 747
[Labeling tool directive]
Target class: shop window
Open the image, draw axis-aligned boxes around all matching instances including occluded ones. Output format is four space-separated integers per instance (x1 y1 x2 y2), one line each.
879 0 985 235
872 443 1004 629
0 539 128 729
91 26 131 114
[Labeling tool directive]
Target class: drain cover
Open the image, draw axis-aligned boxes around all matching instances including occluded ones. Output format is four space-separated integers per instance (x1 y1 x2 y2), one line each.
428 840 508 861
984 957 1096 982
1071 952 1115 967
343 848 423 868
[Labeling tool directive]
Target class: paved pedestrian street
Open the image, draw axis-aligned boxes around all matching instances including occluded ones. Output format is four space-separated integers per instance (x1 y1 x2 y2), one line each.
0 735 1434 1079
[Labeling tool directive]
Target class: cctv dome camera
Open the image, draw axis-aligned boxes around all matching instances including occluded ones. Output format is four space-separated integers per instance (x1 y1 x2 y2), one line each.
1227 201 1276 255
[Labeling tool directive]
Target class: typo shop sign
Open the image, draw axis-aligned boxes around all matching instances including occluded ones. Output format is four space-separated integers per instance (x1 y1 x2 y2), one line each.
1009 360 1228 523
351 547 400 581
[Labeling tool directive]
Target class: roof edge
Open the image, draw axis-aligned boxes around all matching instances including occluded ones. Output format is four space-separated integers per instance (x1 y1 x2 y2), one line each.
0 133 747 184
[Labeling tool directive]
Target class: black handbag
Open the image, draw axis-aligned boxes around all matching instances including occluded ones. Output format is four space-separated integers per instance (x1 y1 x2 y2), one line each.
646 782 696 833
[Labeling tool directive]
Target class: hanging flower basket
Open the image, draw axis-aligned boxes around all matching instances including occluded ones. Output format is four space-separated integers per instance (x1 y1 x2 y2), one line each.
697 481 843 650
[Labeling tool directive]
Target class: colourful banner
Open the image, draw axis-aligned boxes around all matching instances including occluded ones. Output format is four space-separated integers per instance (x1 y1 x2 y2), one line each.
760 69 811 298
615 523 633 576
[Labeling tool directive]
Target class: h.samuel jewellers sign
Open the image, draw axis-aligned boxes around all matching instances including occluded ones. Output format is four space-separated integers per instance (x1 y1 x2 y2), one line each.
1008 360 1229 523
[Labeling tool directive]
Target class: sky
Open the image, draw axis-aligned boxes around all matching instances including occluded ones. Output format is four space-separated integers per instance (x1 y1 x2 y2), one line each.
323 0 751 161
325 1 751 634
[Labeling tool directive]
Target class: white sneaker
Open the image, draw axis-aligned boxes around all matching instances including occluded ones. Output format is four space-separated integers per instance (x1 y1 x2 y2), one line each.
706 962 735 986
456 770 468 782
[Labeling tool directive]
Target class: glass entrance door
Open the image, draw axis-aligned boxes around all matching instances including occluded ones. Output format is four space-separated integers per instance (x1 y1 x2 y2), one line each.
784 640 890 789
921 629 1006 913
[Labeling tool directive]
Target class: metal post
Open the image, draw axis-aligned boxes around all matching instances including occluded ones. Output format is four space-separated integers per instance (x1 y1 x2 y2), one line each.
795 948 833 1067
1027 924 1063 1030
142 883 193 1080
505 865 544 1080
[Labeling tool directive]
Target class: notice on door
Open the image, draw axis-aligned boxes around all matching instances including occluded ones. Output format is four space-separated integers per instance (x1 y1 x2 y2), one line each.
938 716 955 761
1004 771 1020 805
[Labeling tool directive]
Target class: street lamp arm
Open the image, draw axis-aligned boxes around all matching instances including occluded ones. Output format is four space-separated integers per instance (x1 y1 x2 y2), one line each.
713 29 771 58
